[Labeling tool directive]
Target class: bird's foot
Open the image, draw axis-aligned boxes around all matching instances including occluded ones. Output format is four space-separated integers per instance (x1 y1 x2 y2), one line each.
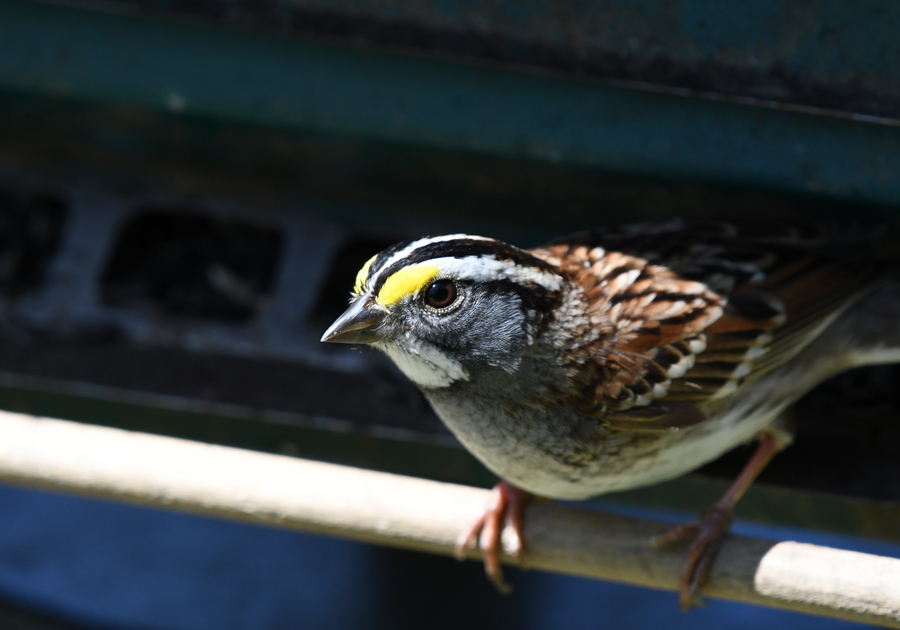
650 503 733 611
454 481 531 594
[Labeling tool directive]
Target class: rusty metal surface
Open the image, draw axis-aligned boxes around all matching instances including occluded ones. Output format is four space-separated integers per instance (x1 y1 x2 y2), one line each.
80 0 900 121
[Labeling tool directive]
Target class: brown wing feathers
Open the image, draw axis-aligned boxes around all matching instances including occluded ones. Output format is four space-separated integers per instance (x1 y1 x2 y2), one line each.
535 241 724 415
533 221 881 426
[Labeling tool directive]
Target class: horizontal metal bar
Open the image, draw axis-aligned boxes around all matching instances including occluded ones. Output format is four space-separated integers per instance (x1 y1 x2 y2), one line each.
0 370 897 545
3 0 900 206
0 410 897 626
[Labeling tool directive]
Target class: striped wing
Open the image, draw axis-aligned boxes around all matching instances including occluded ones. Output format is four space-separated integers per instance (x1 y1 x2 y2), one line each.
532 221 882 430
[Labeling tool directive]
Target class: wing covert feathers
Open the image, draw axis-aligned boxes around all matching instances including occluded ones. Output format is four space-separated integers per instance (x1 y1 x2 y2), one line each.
531 221 882 429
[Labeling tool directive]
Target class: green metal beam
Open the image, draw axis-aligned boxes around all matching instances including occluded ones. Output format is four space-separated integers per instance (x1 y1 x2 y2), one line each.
64 0 900 121
2 0 900 207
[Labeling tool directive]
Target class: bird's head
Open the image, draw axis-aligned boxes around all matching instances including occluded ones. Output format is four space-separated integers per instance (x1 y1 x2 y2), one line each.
321 235 565 389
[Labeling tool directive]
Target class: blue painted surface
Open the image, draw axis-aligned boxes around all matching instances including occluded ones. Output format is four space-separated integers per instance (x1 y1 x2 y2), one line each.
0 484 896 630
2 0 900 206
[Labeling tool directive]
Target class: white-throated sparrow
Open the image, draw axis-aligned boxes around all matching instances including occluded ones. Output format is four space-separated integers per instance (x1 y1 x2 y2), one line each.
321 220 895 609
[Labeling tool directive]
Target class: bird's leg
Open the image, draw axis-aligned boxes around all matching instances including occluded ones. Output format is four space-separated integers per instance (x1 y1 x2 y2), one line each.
454 480 531 594
651 431 782 611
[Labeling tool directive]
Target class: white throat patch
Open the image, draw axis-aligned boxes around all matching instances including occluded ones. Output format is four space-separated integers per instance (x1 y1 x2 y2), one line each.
376 339 469 389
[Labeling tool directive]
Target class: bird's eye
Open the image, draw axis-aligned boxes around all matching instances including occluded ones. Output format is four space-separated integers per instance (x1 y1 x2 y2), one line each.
425 280 457 309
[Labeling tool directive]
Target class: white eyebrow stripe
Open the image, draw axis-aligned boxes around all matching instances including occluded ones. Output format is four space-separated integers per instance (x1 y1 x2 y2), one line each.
368 234 492 287
429 256 564 291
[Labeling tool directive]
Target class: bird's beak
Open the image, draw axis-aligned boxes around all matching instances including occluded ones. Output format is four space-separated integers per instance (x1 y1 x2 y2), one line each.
321 297 387 344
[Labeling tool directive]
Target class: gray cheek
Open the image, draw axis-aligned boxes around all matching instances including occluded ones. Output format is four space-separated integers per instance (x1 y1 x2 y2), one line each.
419 294 530 369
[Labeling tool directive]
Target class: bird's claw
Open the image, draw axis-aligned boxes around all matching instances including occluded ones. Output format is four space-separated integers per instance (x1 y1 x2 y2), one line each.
454 481 530 594
651 504 733 611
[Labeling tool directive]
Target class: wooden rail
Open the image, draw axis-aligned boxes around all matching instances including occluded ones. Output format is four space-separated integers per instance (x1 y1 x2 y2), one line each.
0 410 896 627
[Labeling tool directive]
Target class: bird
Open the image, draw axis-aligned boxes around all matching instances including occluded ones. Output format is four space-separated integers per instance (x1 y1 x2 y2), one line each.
321 220 898 610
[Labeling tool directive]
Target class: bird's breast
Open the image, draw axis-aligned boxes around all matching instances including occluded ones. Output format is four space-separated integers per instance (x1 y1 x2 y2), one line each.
423 380 786 500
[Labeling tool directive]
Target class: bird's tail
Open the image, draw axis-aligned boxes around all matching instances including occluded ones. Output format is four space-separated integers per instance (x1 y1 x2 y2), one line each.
828 277 900 369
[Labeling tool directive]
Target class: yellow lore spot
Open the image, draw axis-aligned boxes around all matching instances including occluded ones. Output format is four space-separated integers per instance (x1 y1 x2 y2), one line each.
377 264 440 306
353 255 377 296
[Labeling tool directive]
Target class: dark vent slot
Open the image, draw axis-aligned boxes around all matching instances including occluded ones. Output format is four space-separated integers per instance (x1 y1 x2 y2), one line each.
101 210 282 322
